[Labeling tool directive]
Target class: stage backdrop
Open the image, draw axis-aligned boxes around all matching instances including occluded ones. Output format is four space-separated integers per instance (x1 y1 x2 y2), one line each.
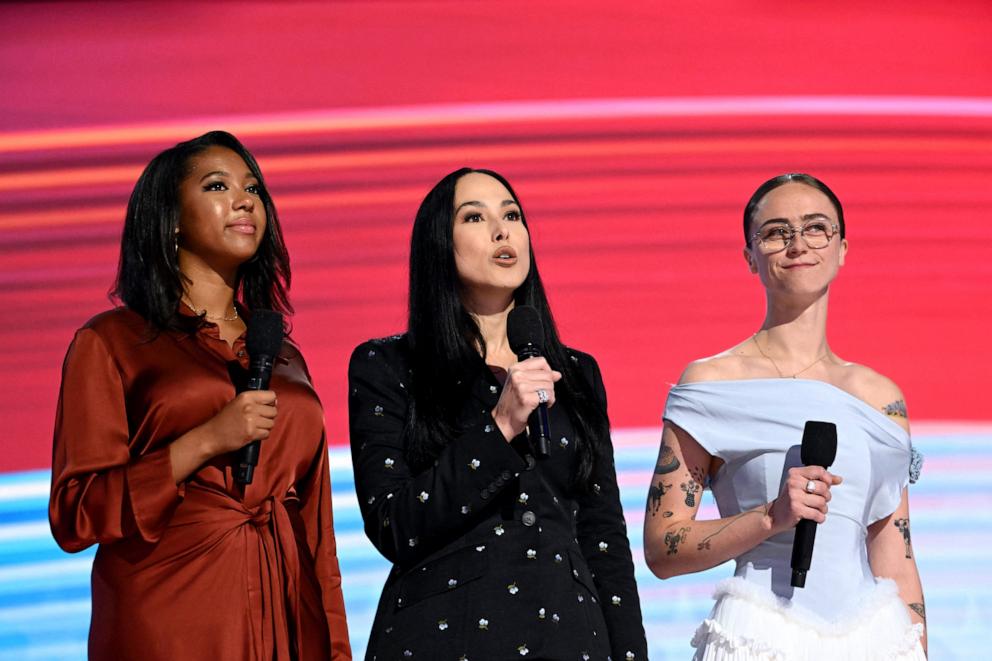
1 2 990 659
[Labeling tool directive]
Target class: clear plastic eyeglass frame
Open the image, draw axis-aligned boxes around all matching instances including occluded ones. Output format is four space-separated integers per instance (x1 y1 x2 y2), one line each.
751 222 840 254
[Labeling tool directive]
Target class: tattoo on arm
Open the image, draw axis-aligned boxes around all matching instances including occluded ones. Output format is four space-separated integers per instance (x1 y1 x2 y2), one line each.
681 480 701 507
646 482 672 517
655 443 681 474
894 518 913 558
689 465 708 489
883 399 908 418
663 526 690 555
696 510 762 551
908 602 926 621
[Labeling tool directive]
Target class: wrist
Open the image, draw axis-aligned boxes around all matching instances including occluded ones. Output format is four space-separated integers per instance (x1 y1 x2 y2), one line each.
168 423 217 484
760 501 777 535
490 409 518 442
183 422 219 463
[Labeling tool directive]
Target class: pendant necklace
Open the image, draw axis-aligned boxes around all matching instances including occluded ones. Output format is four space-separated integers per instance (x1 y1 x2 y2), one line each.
752 332 828 379
182 295 239 322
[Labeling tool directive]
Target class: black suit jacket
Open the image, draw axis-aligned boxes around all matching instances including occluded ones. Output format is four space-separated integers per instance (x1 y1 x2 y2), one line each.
348 335 648 661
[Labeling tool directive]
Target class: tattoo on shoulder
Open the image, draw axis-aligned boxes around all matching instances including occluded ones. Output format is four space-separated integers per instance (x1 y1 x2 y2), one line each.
894 518 913 559
908 602 926 620
664 526 690 555
883 399 908 418
655 443 681 474
646 482 672 517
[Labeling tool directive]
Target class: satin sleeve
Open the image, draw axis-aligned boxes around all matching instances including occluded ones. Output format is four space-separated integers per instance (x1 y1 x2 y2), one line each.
297 429 352 660
49 328 184 552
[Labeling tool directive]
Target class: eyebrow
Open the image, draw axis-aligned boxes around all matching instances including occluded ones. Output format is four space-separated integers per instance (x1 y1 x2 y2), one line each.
454 199 519 213
199 170 258 183
758 213 832 228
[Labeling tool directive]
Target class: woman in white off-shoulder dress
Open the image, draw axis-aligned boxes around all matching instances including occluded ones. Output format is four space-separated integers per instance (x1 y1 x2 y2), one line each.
644 174 926 659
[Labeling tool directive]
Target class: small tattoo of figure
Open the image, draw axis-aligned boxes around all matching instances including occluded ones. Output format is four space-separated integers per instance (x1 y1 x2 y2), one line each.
883 399 908 418
664 527 690 555
681 480 701 507
655 443 681 474
646 482 672 516
894 518 913 558
908 602 926 620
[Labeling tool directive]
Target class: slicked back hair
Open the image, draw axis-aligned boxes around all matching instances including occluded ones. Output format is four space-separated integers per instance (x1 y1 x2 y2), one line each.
743 173 846 247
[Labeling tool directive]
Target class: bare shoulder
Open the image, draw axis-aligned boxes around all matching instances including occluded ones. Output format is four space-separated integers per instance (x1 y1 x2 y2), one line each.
679 341 753 385
836 362 910 430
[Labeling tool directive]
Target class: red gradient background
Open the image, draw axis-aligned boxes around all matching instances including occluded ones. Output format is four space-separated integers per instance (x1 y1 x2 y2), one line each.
1 1 990 472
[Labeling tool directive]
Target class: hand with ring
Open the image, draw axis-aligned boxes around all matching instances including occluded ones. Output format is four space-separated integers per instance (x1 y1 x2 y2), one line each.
491 356 561 442
768 465 844 534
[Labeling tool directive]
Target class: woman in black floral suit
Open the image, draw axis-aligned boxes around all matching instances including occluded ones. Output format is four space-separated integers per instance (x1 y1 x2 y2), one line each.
348 168 647 660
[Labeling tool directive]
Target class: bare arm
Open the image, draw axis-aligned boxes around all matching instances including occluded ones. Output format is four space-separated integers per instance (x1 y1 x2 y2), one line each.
644 422 842 579
868 489 926 655
868 389 926 654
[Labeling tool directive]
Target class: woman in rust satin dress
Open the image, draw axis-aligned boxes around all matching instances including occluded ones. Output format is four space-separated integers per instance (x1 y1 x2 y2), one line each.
49 131 351 660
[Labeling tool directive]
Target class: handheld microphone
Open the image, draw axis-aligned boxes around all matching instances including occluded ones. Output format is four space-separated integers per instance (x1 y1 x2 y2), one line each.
506 305 551 458
234 310 284 485
790 420 838 588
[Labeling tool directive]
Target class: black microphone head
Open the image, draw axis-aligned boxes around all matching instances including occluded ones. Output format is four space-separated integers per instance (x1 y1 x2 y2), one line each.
246 310 285 357
801 420 837 467
507 305 544 355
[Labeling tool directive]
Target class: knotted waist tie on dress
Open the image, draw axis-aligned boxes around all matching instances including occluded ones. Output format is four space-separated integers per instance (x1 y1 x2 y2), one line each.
176 484 306 661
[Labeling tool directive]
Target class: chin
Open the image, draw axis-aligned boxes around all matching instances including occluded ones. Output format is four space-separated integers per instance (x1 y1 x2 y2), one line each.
226 240 263 260
772 281 832 298
503 276 528 292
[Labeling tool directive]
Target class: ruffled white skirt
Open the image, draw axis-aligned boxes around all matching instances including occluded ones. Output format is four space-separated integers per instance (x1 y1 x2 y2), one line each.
691 577 925 660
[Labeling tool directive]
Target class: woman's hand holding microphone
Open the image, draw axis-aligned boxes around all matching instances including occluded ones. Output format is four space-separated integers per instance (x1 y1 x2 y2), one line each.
767 466 844 534
491 357 561 442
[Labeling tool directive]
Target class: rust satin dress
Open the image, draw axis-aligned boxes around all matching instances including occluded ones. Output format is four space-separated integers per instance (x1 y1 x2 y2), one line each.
49 306 351 661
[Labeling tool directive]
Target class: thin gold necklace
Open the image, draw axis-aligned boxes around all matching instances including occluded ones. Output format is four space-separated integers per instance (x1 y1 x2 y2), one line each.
752 332 828 379
182 295 239 322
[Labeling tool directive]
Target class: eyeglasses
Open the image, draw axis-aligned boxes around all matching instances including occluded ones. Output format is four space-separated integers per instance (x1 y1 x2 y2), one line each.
751 220 839 254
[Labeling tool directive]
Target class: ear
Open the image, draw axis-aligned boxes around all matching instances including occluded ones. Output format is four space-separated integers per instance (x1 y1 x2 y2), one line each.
742 246 758 274
838 237 848 266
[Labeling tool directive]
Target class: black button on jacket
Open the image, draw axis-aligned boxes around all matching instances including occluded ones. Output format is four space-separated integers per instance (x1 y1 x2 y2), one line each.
349 335 648 661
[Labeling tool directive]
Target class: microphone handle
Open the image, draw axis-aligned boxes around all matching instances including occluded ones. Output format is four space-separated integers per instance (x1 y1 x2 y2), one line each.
234 355 275 485
790 518 818 588
516 346 551 459
530 402 551 458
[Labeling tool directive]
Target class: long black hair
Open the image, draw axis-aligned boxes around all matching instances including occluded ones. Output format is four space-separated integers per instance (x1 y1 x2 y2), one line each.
743 173 846 247
405 167 608 488
112 130 292 330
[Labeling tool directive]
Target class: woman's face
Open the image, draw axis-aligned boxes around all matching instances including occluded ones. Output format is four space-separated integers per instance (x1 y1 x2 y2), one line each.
744 182 848 295
451 172 531 306
177 146 267 272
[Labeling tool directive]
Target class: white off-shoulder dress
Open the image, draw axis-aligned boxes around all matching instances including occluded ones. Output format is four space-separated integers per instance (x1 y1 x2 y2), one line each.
663 379 925 660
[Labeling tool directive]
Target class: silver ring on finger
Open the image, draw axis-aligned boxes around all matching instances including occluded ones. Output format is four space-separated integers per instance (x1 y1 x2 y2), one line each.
804 479 817 494
537 388 549 404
